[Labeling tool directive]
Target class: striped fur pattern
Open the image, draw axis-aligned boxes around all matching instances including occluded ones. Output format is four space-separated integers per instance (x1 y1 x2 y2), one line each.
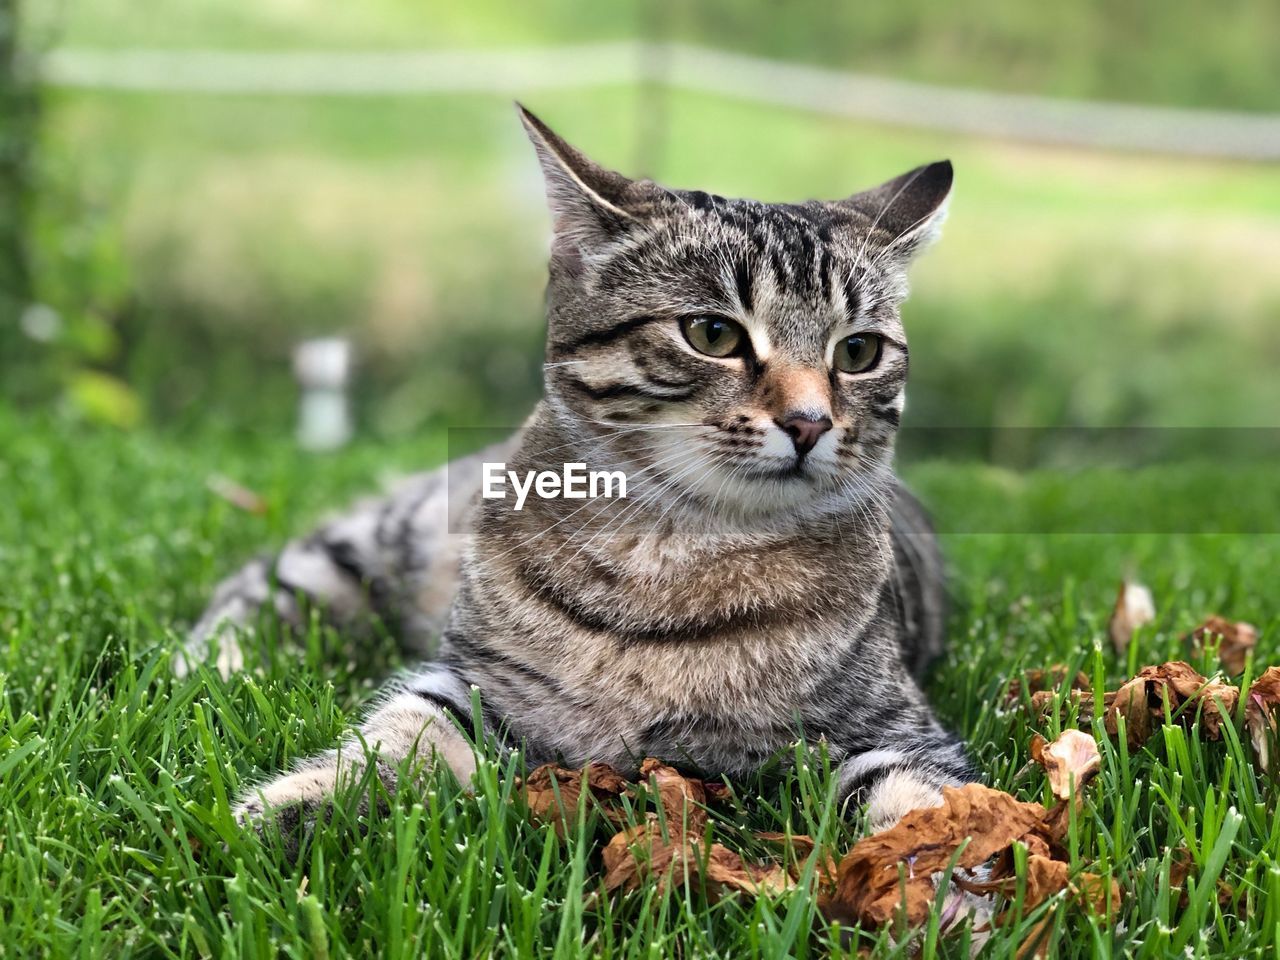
188 106 975 841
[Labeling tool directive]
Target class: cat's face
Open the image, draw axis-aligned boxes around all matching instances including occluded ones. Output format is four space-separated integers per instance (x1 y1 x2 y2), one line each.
521 106 951 519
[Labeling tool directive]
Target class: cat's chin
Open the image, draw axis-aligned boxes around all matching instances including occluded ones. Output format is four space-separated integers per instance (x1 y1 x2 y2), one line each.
728 457 846 491
678 462 880 525
739 460 811 482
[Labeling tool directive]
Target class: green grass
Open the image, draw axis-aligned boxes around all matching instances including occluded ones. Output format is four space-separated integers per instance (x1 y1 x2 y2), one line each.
3 409 1279 957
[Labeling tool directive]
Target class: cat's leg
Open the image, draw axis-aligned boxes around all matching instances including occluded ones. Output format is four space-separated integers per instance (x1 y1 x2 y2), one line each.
837 724 991 938
176 469 458 678
837 727 975 833
236 664 478 830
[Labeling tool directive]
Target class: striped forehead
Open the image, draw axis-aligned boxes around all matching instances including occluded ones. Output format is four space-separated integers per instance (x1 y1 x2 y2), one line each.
679 196 870 355
680 195 844 292
590 192 884 355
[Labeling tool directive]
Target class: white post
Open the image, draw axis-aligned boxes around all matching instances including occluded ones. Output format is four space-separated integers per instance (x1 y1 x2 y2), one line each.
293 337 352 451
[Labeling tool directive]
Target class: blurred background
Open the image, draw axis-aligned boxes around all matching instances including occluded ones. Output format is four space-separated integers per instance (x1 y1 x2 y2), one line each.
2 0 1279 448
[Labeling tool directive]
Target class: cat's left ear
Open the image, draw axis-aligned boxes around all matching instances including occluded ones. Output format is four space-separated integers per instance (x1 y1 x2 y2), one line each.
837 160 953 262
517 103 649 252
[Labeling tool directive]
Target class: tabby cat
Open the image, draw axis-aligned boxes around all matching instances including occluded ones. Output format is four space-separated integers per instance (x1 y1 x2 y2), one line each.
181 106 976 847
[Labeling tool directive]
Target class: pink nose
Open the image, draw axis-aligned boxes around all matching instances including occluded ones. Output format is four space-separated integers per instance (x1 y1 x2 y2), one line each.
776 414 832 456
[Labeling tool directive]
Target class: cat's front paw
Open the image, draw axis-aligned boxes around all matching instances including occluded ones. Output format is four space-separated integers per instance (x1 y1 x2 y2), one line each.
174 630 246 680
236 765 341 823
233 767 344 859
864 768 948 834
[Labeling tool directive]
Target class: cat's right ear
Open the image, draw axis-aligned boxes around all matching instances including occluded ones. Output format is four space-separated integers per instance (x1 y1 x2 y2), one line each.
837 160 953 262
517 104 642 252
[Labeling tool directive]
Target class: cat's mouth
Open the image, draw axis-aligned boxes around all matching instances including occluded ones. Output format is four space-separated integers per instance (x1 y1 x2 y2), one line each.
740 458 817 482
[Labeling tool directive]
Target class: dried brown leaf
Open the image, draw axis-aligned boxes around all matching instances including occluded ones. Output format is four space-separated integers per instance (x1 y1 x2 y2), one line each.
1029 688 1103 724
580 750 1125 943
703 844 795 896
520 761 629 834
602 822 684 893
703 781 732 804
1168 847 1235 911
828 783 1048 928
639 757 709 835
970 858 1116 913
968 853 1069 908
1028 690 1058 719
1245 667 1280 772
1029 730 1101 801
1187 616 1258 677
960 855 1118 960
206 474 268 515
1022 864 1118 959
1104 661 1238 746
1109 580 1155 654
589 760 794 904
1071 870 1122 915
602 822 793 898
585 764 632 795
1105 674 1156 747
756 832 840 887
1006 666 1091 705
1016 916 1056 960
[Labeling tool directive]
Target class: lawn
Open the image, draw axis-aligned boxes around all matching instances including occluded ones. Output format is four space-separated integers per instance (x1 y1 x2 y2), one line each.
3 409 1279 958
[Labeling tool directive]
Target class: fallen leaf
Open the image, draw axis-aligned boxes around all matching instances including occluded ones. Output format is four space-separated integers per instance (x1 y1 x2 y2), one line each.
1105 662 1238 746
1105 675 1156 747
602 822 686 893
1029 688 1099 723
827 783 1047 928
640 758 709 835
1168 847 1235 911
1109 580 1155 654
959 852 1119 958
548 752 1123 942
963 853 1068 909
601 822 793 898
1071 870 1122 915
1016 916 1055 960
1244 667 1280 772
704 781 732 804
520 761 629 834
1027 865 1118 958
756 832 840 887
206 474 269 515
703 843 795 896
1029 730 1101 801
1006 666 1091 705
1187 616 1258 676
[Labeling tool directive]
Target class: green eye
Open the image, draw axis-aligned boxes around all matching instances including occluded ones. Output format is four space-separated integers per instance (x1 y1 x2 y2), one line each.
681 316 746 358
834 333 883 374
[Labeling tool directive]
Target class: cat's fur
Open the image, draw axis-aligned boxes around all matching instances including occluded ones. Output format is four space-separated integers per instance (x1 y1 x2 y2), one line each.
181 105 975 841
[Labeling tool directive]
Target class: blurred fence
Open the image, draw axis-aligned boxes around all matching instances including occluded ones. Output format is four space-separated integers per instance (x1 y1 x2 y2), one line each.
43 42 1280 160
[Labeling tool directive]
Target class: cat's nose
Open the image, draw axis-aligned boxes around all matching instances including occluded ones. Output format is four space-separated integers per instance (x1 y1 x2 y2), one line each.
777 414 833 456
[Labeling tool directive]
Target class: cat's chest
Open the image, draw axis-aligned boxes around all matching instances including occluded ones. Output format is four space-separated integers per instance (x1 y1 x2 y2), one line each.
467 513 891 772
492 524 888 647
515 616 865 772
